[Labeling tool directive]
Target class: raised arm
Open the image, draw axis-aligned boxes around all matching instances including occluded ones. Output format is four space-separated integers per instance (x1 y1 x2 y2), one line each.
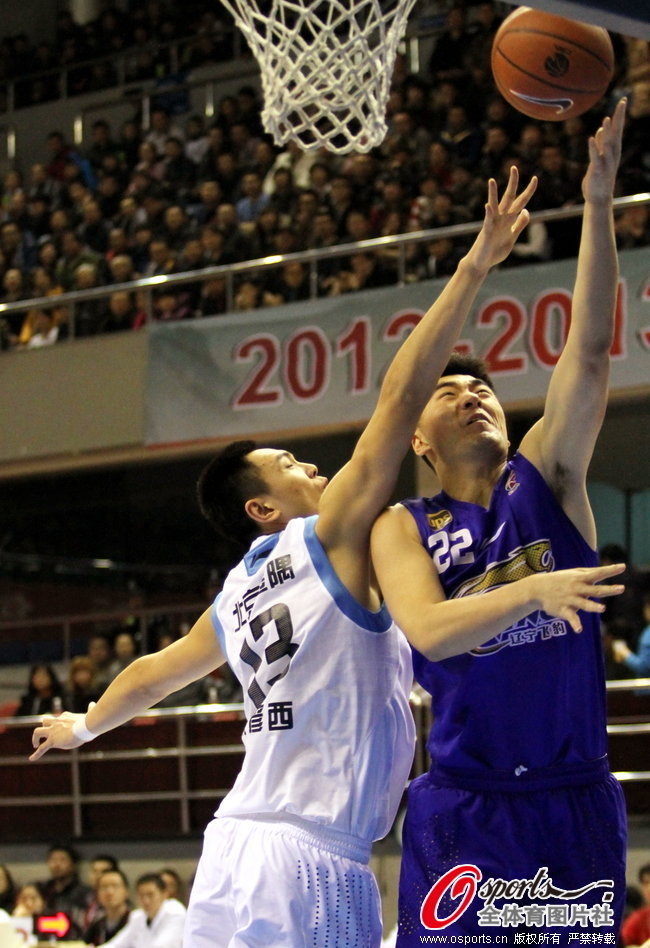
371 504 625 659
317 168 537 567
520 100 626 545
30 607 225 760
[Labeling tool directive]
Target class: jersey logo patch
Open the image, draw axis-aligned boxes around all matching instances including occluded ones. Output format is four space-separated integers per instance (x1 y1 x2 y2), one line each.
505 469 520 494
452 539 554 600
427 509 453 530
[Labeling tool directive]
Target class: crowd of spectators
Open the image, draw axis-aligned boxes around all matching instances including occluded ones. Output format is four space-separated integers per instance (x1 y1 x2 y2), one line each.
0 849 188 945
0 0 234 108
12 600 242 716
0 2 649 352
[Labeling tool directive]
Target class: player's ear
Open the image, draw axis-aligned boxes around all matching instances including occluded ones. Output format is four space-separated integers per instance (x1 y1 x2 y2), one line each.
412 430 433 459
245 496 281 527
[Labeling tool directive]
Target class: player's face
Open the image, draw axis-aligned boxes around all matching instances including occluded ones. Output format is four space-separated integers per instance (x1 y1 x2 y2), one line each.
248 449 329 525
415 374 508 468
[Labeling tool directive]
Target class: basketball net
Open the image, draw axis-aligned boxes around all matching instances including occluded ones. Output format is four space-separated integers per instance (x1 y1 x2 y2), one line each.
220 0 417 153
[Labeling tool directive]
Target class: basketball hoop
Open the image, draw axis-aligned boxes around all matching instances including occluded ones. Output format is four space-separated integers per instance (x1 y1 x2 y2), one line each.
220 0 417 153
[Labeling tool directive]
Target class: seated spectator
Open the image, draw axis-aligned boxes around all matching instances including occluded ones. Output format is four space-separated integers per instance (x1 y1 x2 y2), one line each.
77 198 110 254
235 170 270 224
107 631 137 680
249 207 281 257
112 199 146 243
102 291 146 333
72 262 106 337
341 152 380 213
143 237 177 278
234 277 263 312
293 188 320 248
108 254 139 285
183 115 209 167
12 882 47 919
160 137 196 202
620 863 650 946
477 124 516 183
118 120 141 173
198 276 228 317
82 853 120 931
64 655 102 713
439 104 484 169
612 593 650 677
161 204 195 252
415 235 466 280
26 194 52 240
26 308 60 348
159 869 184 905
214 203 253 260
188 180 222 228
428 5 471 87
55 229 102 291
0 219 37 272
38 843 92 937
16 663 64 716
101 872 185 948
615 204 650 249
133 141 165 182
211 152 241 205
264 261 310 306
145 108 185 158
153 289 194 322
324 251 394 296
83 868 131 946
0 864 17 913
85 634 114 694
96 173 123 221
266 166 298 218
85 120 121 174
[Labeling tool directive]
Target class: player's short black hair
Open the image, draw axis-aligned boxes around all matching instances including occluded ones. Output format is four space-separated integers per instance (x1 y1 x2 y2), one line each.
197 440 268 551
440 352 495 391
417 353 496 473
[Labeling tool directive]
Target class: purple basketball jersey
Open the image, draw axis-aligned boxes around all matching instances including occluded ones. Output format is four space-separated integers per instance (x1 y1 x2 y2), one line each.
402 452 607 783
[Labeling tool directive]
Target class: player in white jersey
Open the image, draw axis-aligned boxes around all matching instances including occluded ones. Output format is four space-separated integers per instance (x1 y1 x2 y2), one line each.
31 168 542 946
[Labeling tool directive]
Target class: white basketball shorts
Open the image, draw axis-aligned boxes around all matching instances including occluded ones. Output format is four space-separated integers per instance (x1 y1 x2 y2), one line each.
184 815 383 947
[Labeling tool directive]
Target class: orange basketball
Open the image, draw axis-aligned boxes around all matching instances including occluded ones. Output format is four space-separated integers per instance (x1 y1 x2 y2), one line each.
491 6 614 121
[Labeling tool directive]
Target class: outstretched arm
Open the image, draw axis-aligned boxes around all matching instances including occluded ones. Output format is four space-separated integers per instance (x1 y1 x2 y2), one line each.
30 607 225 760
520 100 626 546
371 504 625 660
317 168 537 574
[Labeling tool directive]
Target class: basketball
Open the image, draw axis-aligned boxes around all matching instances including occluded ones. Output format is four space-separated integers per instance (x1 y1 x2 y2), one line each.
491 7 614 121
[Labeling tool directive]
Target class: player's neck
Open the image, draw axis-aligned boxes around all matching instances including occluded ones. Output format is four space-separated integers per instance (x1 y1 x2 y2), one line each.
437 459 506 509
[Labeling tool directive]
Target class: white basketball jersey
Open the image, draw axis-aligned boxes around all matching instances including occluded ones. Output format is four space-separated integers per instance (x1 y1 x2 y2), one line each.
212 515 415 845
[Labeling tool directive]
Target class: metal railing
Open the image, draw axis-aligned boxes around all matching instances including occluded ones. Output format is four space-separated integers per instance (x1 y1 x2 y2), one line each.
1 193 649 341
0 678 648 841
0 702 246 837
0 25 247 114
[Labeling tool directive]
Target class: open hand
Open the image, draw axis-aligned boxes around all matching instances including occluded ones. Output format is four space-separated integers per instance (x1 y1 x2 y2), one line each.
530 561 625 634
467 165 538 272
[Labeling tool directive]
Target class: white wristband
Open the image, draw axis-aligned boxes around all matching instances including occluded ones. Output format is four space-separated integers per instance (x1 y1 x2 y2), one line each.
72 714 98 743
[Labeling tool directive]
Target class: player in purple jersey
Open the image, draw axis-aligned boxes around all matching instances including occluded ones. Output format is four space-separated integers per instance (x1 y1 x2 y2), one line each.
371 100 629 944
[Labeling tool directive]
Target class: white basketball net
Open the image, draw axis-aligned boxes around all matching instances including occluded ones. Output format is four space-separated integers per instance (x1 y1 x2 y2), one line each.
220 0 417 153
